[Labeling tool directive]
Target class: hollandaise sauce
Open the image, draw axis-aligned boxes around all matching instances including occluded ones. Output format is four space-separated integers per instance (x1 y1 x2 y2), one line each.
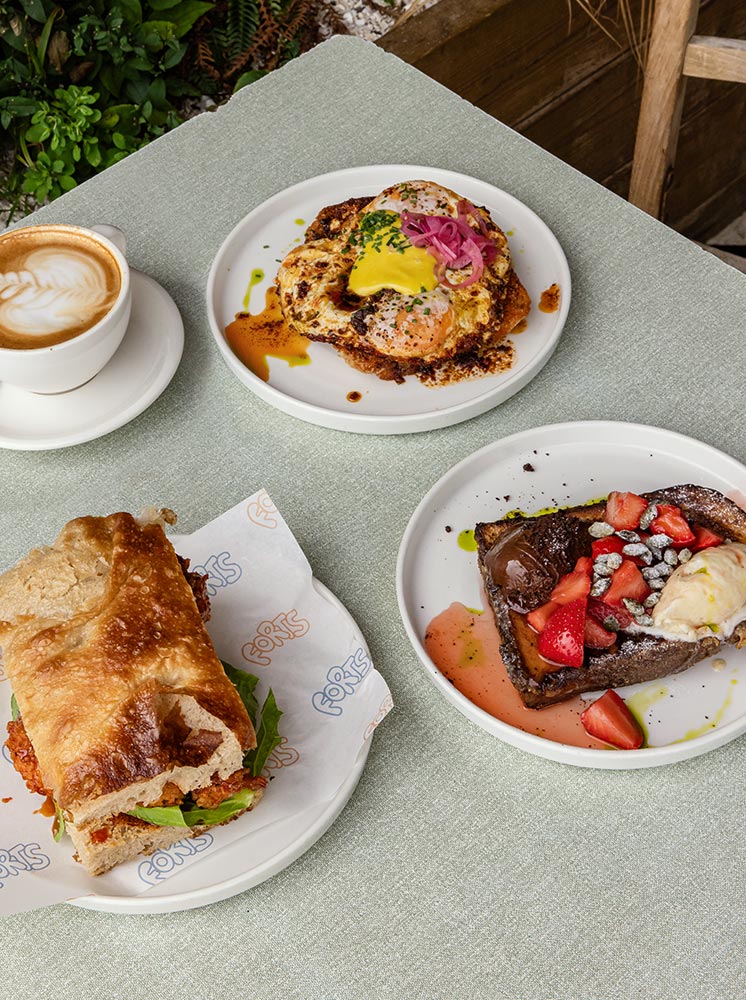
225 286 310 382
424 602 609 748
347 211 438 297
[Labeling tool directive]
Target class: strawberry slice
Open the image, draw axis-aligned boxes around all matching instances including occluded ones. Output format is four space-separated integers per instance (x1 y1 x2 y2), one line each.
691 524 724 552
591 536 625 560
604 560 650 606
587 598 633 631
580 690 644 750
538 598 586 668
604 491 648 531
574 556 594 575
527 600 558 633
649 504 695 545
584 617 617 649
550 567 591 605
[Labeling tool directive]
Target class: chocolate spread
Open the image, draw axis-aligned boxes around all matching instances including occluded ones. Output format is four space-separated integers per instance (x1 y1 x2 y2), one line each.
483 524 561 612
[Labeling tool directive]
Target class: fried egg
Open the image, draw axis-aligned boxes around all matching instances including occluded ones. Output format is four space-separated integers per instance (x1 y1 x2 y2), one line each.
276 180 529 383
366 179 464 216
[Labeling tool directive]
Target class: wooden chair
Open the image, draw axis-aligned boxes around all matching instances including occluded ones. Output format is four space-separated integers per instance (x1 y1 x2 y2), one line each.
629 0 746 224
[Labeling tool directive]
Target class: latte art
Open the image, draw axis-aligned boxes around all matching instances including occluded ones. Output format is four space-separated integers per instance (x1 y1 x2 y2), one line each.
0 229 121 350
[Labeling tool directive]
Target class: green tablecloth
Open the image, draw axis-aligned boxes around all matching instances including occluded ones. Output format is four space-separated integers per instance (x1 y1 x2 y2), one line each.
2 36 745 1000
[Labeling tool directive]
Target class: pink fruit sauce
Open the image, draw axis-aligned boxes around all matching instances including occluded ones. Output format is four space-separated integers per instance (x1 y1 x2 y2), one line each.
424 602 608 749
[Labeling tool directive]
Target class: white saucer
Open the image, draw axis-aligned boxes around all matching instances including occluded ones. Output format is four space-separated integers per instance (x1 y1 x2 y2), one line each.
0 270 183 451
70 580 371 914
207 165 571 435
397 421 746 769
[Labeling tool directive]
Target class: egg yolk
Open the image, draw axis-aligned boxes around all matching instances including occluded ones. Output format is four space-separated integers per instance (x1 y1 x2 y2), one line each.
348 223 438 297
391 303 454 356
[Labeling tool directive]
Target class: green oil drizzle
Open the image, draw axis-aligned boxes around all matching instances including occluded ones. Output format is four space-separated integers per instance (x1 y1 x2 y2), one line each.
675 678 737 743
505 496 607 520
458 529 477 552
457 631 484 668
625 684 669 745
242 268 264 310
294 218 306 226
465 606 484 616
581 496 607 507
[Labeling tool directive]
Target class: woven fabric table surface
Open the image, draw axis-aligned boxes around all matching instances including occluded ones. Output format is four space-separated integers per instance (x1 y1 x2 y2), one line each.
1 36 745 1000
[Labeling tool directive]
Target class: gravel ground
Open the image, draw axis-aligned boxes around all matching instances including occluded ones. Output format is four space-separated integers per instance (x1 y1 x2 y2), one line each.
321 0 438 42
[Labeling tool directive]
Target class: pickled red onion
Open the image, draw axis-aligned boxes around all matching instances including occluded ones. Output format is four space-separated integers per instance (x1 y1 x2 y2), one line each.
400 199 498 288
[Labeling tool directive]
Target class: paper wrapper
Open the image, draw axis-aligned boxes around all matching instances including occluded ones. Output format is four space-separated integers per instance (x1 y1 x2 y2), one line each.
0 490 392 914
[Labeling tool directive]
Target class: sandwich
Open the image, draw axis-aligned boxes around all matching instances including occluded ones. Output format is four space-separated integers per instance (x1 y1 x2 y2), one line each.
2 510 280 876
475 485 746 709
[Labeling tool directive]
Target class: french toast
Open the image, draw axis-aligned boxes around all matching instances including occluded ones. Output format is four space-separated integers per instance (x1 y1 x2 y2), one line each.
475 485 746 708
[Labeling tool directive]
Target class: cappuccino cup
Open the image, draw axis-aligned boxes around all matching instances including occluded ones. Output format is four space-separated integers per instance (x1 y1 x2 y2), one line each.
0 223 131 393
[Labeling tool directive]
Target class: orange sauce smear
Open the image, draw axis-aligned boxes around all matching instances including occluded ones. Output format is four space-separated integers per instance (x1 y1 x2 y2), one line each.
511 318 528 334
347 390 362 403
539 283 561 313
35 796 55 817
224 286 310 382
424 602 608 749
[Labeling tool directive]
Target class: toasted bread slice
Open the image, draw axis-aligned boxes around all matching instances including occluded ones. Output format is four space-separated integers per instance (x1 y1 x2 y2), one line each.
475 485 746 708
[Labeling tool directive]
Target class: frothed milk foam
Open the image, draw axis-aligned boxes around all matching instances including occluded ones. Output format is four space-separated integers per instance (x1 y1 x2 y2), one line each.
0 227 121 350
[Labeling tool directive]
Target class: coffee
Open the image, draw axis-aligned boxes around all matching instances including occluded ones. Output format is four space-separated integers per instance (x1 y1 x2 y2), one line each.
0 226 122 350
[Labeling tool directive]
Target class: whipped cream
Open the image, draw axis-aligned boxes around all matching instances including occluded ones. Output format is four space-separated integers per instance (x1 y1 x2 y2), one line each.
0 247 113 337
649 542 746 641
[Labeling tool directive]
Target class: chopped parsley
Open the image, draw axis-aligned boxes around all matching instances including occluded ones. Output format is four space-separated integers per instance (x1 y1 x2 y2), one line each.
398 183 419 204
346 211 411 254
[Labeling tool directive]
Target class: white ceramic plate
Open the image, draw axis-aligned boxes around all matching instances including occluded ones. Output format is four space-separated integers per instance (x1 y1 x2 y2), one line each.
207 165 570 434
397 421 746 768
0 270 183 451
70 580 370 913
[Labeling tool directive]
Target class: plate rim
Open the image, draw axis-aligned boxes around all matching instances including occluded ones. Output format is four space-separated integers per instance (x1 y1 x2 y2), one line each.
0 270 184 452
206 163 571 435
68 578 373 913
396 419 746 769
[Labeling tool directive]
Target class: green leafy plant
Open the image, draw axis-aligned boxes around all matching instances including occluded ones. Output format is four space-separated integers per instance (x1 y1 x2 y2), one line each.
0 0 213 221
191 0 327 94
1 0 330 222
